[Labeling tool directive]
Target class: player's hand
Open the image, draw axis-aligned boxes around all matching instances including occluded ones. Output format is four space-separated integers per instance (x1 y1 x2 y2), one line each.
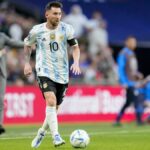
70 62 81 75
135 75 150 88
145 75 150 82
135 72 144 80
0 49 6 57
1 49 6 55
24 63 32 77
122 84 128 89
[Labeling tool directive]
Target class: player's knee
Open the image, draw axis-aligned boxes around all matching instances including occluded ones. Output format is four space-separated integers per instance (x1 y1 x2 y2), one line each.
46 99 56 106
44 92 56 106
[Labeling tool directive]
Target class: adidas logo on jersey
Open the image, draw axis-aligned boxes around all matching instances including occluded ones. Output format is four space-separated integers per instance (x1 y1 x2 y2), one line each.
42 38 46 41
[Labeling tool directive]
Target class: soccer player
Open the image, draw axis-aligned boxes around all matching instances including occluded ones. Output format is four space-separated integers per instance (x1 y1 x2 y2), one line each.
0 32 24 134
114 36 149 126
24 1 81 147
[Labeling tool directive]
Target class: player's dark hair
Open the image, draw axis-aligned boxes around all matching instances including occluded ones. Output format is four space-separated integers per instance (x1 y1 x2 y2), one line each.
126 35 136 41
45 1 63 11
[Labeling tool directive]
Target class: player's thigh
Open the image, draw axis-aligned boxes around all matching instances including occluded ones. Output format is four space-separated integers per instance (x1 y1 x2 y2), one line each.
56 83 68 105
144 100 150 107
44 91 57 106
134 93 144 108
37 76 57 105
126 87 135 104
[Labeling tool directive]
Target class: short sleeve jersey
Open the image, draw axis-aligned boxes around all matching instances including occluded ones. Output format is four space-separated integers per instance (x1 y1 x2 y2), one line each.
24 22 77 84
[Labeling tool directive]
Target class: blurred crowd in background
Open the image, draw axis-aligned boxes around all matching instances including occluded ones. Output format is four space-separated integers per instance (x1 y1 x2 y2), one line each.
0 1 119 86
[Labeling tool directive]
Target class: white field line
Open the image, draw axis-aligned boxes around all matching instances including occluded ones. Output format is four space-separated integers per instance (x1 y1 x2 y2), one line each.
0 129 150 140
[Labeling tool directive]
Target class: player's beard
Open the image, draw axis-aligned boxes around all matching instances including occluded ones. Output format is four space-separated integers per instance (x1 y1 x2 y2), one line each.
51 19 60 28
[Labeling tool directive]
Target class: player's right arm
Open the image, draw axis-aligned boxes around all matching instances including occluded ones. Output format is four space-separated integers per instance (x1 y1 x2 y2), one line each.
24 46 33 77
24 27 36 77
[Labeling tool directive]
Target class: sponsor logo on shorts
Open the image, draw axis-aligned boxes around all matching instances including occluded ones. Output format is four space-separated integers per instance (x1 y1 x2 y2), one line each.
43 83 48 89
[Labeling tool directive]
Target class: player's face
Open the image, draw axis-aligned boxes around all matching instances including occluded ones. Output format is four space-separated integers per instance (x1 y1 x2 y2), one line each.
126 38 137 50
45 7 62 27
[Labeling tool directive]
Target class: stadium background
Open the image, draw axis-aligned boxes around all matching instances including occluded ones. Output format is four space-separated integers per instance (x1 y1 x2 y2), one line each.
0 0 150 124
1 1 150 150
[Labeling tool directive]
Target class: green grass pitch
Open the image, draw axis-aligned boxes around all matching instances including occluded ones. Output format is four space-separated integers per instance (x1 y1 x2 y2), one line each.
0 122 150 150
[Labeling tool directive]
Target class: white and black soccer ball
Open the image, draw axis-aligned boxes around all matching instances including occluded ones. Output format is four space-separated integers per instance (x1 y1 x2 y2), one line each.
70 129 90 148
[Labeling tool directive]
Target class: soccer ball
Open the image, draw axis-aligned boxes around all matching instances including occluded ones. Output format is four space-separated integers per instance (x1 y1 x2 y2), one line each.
70 129 90 148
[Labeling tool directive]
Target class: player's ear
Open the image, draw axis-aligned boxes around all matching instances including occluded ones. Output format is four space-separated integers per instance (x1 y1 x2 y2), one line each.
45 11 49 19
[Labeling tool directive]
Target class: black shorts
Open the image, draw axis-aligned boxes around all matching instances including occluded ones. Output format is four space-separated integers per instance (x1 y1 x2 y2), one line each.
37 76 68 105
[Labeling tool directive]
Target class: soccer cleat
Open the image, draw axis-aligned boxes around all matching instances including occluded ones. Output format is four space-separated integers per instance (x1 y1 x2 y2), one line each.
53 134 65 147
113 122 122 127
31 128 45 148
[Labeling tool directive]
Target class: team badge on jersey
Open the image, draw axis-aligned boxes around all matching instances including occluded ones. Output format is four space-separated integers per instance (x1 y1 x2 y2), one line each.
59 35 64 41
50 34 55 40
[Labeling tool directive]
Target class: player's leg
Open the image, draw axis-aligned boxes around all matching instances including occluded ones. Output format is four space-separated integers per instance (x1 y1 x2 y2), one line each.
134 91 144 125
39 100 61 133
44 91 65 147
31 77 65 147
31 77 54 148
44 91 59 137
114 87 133 125
51 83 68 147
143 82 150 123
39 102 60 133
0 74 6 134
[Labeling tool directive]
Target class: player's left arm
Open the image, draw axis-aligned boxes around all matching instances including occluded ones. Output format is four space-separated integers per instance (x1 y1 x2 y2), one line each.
70 44 81 75
67 25 81 75
0 49 6 58
136 75 150 88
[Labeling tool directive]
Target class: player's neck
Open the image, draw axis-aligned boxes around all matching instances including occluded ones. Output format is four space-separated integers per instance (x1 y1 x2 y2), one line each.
46 22 58 30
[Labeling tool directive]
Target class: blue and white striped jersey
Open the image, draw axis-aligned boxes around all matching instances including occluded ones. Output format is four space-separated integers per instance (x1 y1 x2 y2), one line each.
24 22 77 84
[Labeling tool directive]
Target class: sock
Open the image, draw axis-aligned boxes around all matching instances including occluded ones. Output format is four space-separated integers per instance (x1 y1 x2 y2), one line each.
41 118 49 132
116 112 123 123
136 112 142 124
135 104 144 124
46 106 59 138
